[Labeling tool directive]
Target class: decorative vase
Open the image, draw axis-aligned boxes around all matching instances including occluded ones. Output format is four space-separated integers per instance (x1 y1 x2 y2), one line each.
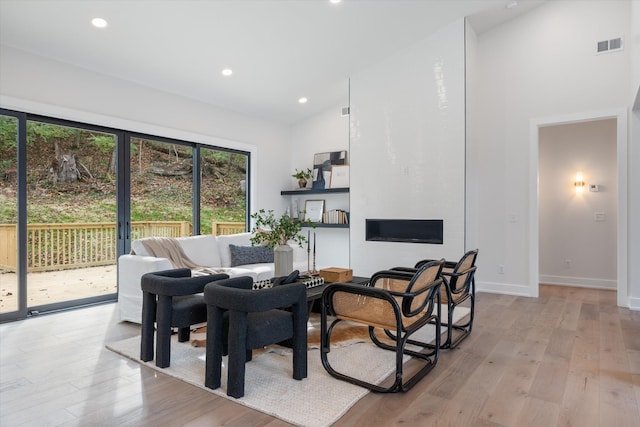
298 178 307 189
274 244 294 277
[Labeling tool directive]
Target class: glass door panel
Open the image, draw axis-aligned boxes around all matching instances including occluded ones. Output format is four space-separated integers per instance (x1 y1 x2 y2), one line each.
200 146 248 235
0 114 19 315
25 120 117 309
129 137 194 240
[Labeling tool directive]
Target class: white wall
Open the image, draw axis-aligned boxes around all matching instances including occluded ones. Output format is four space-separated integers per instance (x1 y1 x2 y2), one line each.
465 19 479 252
0 45 291 217
630 0 640 309
538 119 617 289
290 101 350 269
349 19 466 277
471 0 632 299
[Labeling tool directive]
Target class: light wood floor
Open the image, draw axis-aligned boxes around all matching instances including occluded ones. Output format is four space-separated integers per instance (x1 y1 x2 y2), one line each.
1 285 639 426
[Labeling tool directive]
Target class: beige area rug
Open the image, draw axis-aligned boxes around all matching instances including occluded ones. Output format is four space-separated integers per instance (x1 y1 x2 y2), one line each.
106 307 469 427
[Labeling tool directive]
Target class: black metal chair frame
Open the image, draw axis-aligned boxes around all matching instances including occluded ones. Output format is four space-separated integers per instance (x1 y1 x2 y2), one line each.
204 276 308 398
413 249 478 349
140 268 229 368
320 260 444 393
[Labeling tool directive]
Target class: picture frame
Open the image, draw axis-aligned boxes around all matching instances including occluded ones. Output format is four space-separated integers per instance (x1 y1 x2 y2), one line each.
304 199 325 223
312 150 347 189
329 165 349 188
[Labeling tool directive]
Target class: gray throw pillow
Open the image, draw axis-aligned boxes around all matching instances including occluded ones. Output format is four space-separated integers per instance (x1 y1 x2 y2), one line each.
229 244 274 267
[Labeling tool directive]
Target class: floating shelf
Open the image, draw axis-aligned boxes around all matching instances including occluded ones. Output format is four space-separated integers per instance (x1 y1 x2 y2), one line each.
301 223 349 229
280 187 349 195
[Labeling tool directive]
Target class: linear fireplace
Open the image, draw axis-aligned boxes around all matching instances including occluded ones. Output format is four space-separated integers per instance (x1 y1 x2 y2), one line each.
365 219 443 244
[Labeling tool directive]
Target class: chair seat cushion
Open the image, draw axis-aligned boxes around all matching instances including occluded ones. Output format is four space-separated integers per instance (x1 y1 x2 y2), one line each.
171 295 207 326
247 310 294 348
222 309 294 349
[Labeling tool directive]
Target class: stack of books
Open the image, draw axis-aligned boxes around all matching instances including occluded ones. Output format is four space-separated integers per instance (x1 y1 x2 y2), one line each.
322 209 349 225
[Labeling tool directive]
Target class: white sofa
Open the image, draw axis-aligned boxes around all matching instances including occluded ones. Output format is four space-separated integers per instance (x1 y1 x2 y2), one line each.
117 232 308 323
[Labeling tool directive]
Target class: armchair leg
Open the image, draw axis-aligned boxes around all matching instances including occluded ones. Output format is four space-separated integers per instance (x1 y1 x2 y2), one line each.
155 295 173 368
140 291 156 362
292 303 308 380
227 311 248 398
205 306 224 390
177 327 190 342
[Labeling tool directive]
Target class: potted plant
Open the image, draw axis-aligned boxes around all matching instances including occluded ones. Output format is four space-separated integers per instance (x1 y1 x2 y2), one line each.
250 209 307 276
292 168 313 189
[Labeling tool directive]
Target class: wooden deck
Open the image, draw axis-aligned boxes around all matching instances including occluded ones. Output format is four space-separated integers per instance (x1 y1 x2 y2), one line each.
0 265 116 313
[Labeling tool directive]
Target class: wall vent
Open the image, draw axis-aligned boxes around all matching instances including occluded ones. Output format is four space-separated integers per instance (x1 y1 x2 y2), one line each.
596 37 623 54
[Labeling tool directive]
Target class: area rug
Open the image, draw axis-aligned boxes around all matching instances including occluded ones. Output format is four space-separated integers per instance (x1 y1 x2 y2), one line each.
106 307 468 427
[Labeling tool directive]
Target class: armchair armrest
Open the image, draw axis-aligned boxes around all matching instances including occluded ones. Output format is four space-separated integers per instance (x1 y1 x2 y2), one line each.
415 258 457 270
141 269 230 296
205 279 306 312
370 269 418 285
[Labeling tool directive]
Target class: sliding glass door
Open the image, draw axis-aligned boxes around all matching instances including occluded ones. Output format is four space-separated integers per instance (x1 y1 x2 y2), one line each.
0 110 251 322
25 119 118 312
0 113 20 316
199 145 249 235
129 136 194 240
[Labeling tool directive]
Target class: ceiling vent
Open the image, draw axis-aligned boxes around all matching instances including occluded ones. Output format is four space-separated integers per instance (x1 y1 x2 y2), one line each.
596 37 623 54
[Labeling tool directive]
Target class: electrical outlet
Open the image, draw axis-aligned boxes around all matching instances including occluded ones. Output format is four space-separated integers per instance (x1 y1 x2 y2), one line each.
498 264 504 274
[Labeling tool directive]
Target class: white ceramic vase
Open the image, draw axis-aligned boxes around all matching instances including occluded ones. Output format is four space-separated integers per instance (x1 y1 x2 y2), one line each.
274 244 293 277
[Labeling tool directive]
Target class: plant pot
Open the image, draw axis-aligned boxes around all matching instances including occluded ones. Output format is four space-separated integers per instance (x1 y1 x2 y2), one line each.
297 178 307 189
274 244 294 277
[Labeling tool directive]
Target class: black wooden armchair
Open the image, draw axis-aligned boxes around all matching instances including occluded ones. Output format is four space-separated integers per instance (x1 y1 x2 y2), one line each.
320 259 444 393
140 268 229 368
204 276 308 398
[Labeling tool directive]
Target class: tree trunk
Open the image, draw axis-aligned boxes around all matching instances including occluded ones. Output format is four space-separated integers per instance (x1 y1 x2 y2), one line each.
49 141 79 184
57 154 79 183
108 148 117 176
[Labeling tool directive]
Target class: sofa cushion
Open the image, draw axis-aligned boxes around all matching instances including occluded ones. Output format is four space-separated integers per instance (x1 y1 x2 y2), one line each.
131 239 150 256
217 232 253 267
176 235 221 267
229 244 274 267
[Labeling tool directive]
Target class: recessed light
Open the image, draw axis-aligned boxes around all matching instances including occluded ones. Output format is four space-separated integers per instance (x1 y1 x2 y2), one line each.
298 97 308 104
221 68 233 76
329 0 342 4
91 18 108 28
505 1 518 9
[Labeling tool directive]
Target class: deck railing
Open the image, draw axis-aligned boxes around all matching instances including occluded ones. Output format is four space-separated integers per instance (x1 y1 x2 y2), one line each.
211 221 246 236
0 221 192 272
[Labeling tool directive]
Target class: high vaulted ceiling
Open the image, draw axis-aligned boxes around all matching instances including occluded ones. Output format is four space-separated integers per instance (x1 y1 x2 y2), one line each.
0 0 545 124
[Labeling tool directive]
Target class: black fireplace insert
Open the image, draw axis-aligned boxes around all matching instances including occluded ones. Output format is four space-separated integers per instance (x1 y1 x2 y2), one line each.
365 219 443 244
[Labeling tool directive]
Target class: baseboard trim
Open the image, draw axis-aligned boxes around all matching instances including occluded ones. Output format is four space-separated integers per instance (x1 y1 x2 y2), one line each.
476 281 533 297
539 275 616 290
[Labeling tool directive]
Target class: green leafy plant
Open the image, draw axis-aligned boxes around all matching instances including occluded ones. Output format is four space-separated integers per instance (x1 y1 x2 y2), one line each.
291 168 312 180
250 209 307 248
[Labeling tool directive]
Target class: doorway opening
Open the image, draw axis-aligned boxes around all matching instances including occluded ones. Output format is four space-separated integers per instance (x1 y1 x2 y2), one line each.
529 109 628 307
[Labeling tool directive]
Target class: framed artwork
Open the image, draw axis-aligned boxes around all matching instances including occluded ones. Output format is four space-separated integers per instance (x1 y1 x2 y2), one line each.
312 150 347 189
329 165 349 188
304 199 325 223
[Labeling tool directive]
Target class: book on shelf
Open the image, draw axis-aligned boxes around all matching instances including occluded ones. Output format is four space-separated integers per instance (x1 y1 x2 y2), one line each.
321 209 349 225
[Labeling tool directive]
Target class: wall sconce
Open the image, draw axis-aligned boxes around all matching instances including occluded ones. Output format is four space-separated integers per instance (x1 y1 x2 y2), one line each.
574 172 585 194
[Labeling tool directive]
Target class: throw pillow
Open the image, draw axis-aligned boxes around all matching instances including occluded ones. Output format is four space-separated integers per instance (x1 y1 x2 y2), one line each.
229 244 274 267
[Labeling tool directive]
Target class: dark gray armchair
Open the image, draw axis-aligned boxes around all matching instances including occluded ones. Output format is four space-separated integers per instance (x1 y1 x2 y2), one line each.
204 276 308 398
140 268 229 368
